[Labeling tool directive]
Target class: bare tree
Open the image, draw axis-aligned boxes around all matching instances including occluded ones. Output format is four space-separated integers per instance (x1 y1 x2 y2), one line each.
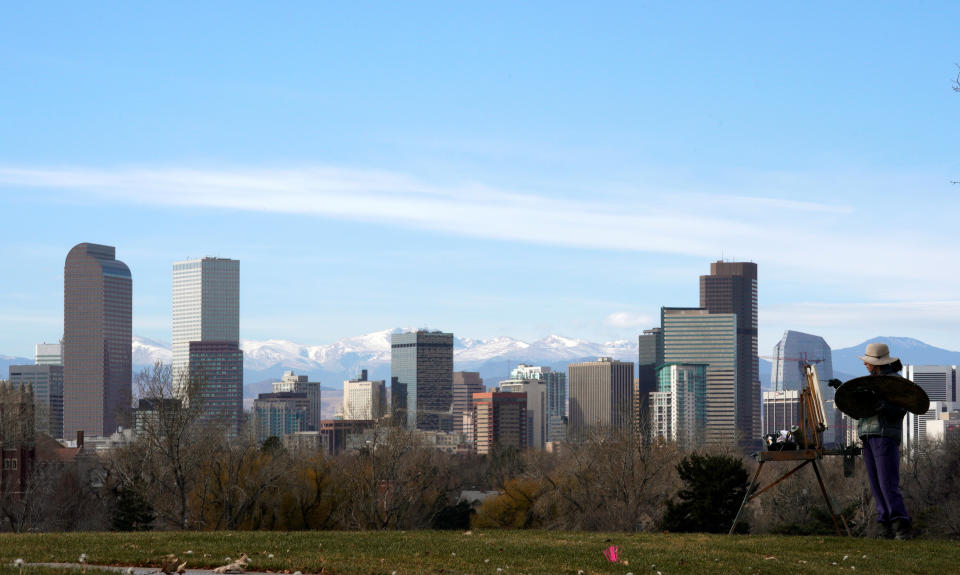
107 362 212 529
334 425 459 529
520 427 683 531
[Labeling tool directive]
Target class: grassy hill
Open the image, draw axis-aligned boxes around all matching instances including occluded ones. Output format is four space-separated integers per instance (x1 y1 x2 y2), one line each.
1 530 957 575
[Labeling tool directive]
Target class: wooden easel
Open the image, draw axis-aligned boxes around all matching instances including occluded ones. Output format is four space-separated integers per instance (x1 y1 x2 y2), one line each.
728 364 852 536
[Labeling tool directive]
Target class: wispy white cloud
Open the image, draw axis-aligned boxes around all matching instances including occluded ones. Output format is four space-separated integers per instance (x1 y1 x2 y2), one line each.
604 311 654 328
1 164 956 301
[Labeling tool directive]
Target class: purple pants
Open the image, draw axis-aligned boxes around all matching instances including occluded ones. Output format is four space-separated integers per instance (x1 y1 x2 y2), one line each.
862 436 910 523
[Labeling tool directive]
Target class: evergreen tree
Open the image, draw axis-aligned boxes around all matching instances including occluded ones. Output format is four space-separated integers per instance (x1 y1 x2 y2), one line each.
662 452 749 533
111 485 156 531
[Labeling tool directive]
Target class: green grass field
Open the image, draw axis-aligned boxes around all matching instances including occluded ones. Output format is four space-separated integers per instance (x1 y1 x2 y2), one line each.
1 531 957 575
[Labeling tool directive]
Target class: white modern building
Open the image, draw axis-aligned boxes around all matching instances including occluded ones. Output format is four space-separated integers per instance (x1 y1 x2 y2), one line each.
274 370 323 430
342 370 387 421
903 400 960 455
35 343 62 366
649 363 706 447
172 257 240 388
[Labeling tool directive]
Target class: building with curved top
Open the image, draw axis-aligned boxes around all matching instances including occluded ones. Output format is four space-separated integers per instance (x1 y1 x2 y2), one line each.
63 243 132 438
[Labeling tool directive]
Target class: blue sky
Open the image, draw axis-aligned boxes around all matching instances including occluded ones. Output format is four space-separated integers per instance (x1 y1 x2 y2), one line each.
2 3 959 358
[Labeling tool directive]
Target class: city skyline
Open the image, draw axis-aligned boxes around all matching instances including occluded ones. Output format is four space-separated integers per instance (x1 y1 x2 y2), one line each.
3 4 960 357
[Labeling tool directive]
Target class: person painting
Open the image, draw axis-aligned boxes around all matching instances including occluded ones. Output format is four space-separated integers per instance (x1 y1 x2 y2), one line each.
856 342 912 540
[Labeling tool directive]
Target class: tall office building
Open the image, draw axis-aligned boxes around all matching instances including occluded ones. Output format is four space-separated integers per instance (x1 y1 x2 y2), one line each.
172 258 239 384
510 364 566 444
661 307 737 445
63 243 132 438
771 331 834 391
188 341 243 433
700 261 760 442
390 330 454 431
172 257 241 432
567 357 634 440
473 391 526 454
343 370 387 421
636 328 664 429
274 371 323 430
902 366 958 454
649 363 706 447
498 378 547 450
770 330 838 443
35 343 62 366
8 364 64 438
452 371 485 435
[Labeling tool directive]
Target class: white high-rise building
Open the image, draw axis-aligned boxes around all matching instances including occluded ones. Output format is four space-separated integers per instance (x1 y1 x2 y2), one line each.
903 401 960 456
650 363 706 447
36 343 62 366
273 370 322 430
343 370 387 421
172 257 240 390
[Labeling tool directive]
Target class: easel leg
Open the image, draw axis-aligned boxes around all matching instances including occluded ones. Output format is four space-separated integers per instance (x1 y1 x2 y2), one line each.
729 461 763 535
811 460 851 536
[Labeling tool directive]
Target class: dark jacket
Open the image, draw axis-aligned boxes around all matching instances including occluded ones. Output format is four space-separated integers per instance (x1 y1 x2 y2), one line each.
856 363 908 443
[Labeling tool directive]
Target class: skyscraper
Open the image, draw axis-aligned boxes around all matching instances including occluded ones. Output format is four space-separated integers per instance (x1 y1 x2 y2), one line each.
390 330 454 431
188 340 243 433
636 328 664 424
172 257 241 432
770 330 837 443
343 370 387 421
452 371 484 435
473 391 526 454
661 307 737 445
700 261 759 441
498 377 547 449
649 363 706 447
567 357 634 440
63 243 132 437
172 258 239 384
510 364 566 444
771 331 834 392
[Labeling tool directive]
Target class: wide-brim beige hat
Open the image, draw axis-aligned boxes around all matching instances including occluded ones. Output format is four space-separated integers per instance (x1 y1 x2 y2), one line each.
858 342 899 366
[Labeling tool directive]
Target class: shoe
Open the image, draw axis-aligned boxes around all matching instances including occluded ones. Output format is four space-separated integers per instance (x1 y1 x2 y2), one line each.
893 518 913 540
877 521 894 539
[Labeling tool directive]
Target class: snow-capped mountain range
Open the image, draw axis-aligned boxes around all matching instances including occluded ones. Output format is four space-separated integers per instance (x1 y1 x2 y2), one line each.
129 328 638 397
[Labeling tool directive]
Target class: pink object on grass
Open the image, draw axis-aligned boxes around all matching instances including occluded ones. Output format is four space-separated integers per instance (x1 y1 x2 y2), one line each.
603 545 621 562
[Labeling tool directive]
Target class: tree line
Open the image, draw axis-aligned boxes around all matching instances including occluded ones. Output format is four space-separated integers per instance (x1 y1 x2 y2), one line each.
2 363 960 538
